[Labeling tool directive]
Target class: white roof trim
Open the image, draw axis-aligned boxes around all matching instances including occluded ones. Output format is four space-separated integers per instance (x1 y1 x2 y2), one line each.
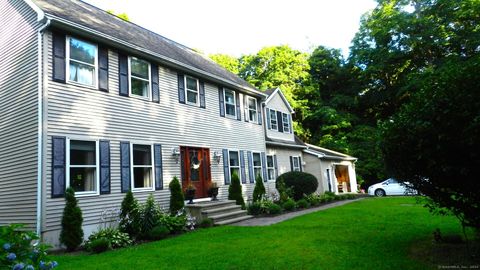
266 141 307 149
303 149 357 161
265 87 294 113
305 143 356 159
23 0 45 21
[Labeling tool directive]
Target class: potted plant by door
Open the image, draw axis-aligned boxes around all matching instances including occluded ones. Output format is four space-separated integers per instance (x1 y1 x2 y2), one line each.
208 182 219 201
185 183 196 204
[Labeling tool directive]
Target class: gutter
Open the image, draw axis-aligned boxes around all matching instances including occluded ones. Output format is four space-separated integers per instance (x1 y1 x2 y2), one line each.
45 14 268 99
266 141 307 149
36 17 50 237
303 149 357 161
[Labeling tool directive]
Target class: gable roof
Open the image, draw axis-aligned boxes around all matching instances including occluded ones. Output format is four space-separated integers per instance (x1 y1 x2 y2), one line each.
264 88 294 113
30 0 266 98
303 143 357 161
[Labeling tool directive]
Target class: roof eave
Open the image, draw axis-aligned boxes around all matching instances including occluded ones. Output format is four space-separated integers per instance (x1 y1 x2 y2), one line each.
266 141 307 149
46 14 267 99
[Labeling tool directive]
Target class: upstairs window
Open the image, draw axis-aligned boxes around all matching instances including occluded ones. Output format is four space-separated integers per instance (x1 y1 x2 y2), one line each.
67 37 97 87
282 113 290 133
185 76 199 105
229 150 240 180
129 57 150 98
224 89 236 118
269 109 278 130
68 140 99 195
132 144 154 191
247 96 258 123
252 152 262 180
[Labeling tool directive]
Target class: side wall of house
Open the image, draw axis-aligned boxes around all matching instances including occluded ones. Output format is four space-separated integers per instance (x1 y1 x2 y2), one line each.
303 154 328 194
265 146 303 195
0 0 39 229
41 31 266 245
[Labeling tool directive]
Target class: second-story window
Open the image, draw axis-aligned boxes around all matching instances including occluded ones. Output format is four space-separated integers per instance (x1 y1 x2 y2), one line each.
129 57 150 98
282 113 290 133
269 109 278 130
67 37 97 87
224 89 236 118
185 76 199 105
247 97 258 123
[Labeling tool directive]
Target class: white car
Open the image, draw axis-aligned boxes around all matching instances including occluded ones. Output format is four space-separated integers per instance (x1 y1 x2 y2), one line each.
367 178 417 197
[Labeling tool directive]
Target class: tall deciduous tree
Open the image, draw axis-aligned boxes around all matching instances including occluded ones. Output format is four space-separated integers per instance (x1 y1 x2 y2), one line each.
209 54 240 74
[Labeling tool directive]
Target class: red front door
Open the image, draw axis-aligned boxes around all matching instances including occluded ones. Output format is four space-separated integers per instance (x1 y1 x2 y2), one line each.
180 147 211 198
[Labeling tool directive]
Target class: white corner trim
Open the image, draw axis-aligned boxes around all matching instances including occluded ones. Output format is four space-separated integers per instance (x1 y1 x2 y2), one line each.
23 0 45 21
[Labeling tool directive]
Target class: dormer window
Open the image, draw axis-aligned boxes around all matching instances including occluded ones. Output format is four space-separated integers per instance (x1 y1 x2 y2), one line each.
185 76 199 105
269 109 278 130
224 89 236 118
282 113 290 133
247 96 258 123
129 57 151 98
67 37 98 87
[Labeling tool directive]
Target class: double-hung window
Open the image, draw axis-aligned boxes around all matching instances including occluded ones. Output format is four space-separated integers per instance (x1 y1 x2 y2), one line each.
132 144 154 191
68 140 99 195
282 113 290 133
252 152 262 180
67 37 97 87
224 89 236 118
229 150 240 180
185 76 199 105
247 96 258 123
292 156 301 172
266 155 275 181
129 57 150 98
269 109 278 130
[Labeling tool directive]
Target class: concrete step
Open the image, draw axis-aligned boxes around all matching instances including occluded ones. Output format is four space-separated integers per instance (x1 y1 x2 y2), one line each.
215 215 254 225
188 200 237 211
210 210 249 223
201 205 242 216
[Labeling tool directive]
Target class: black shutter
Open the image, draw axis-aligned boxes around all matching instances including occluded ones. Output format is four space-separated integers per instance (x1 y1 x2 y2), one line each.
154 144 163 190
274 155 279 179
218 87 225 117
266 108 271 129
277 111 284 132
223 149 230 184
239 150 246 184
235 92 241 121
178 73 185 104
247 151 254 183
99 140 111 194
244 96 249 122
119 54 129 96
98 46 109 92
52 32 66 83
261 152 268 182
120 142 131 192
288 114 293 133
290 156 294 171
52 136 66 198
299 156 303 172
151 64 160 103
257 100 263 125
199 81 206 108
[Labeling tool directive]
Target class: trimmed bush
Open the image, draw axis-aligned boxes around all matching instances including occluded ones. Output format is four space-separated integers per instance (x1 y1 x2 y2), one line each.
296 199 310 209
85 228 132 251
252 174 266 202
158 215 186 234
275 178 293 203
228 173 245 208
267 203 282 215
283 198 296 211
198 218 214 228
247 202 263 216
119 191 139 237
88 238 110 254
60 187 84 252
305 194 321 206
169 176 185 215
147 225 170 240
276 172 318 200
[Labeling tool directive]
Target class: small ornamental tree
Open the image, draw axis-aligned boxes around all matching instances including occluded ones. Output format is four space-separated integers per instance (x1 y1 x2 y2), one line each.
60 187 84 251
228 172 245 207
252 174 266 202
119 190 139 237
169 176 184 215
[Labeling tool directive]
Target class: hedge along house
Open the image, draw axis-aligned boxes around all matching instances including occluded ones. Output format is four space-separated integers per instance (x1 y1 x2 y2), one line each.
0 0 270 247
303 144 358 194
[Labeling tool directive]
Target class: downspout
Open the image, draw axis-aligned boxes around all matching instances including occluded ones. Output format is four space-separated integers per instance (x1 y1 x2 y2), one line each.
36 17 50 237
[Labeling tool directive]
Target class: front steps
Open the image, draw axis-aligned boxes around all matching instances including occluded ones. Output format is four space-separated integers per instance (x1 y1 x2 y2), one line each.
185 200 253 225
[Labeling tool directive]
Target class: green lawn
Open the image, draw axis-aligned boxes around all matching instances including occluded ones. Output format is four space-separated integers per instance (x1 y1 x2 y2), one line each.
54 197 464 270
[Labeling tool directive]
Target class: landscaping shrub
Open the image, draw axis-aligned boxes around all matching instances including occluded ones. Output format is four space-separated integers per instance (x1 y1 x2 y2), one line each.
252 174 266 202
283 198 296 211
305 194 321 206
60 187 84 252
138 194 162 238
247 201 263 216
147 225 170 240
119 191 139 237
266 203 282 215
0 224 57 270
275 178 293 203
346 194 357 199
198 218 214 228
85 228 132 251
228 173 245 208
169 176 184 215
277 172 318 200
88 238 110 254
296 199 310 209
158 215 186 234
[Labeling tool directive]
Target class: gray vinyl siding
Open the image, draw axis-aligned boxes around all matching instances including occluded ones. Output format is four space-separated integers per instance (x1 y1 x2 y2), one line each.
264 146 303 193
303 153 327 193
42 31 265 233
265 93 294 142
0 1 39 229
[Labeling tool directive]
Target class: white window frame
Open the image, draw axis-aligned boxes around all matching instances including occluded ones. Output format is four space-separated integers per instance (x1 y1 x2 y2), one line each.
247 96 258 123
228 150 241 182
224 89 237 118
292 156 301 172
128 56 151 100
266 154 276 181
66 138 100 197
65 36 98 89
282 113 290 133
185 75 199 106
130 143 155 192
251 152 263 181
269 109 278 131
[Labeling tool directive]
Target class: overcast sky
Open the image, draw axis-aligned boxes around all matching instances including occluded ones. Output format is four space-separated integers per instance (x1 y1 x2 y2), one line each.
83 0 377 58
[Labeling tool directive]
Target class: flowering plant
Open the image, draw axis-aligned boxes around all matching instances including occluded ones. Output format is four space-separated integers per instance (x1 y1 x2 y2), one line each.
0 224 57 270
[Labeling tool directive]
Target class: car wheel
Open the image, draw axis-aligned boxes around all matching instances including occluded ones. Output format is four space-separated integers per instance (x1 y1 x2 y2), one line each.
374 189 386 197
